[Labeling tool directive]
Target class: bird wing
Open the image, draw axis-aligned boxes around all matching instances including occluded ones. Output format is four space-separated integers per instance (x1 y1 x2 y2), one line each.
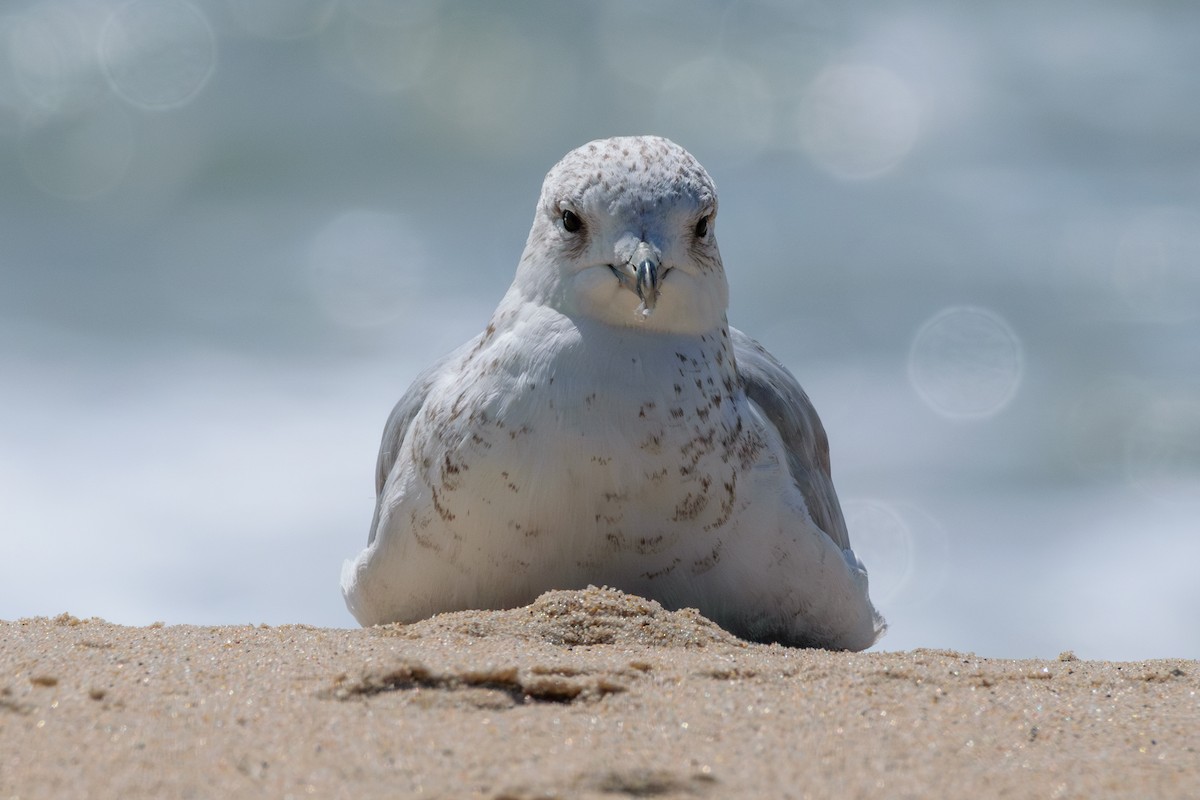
730 327 851 551
367 336 479 544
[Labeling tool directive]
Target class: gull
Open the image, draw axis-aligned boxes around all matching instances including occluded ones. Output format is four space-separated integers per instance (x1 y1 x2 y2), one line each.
342 136 885 650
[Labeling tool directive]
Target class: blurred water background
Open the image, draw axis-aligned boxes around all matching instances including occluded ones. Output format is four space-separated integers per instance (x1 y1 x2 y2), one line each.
2 0 1197 659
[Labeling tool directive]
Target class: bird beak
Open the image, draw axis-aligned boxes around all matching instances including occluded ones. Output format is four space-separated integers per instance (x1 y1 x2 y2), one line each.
629 240 661 315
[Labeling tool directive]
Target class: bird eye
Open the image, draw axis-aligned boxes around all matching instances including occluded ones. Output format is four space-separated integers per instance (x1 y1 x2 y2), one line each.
694 215 710 238
562 209 582 233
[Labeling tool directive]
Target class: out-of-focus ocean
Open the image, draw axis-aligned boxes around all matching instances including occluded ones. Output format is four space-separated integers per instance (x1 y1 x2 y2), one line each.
2 0 1196 659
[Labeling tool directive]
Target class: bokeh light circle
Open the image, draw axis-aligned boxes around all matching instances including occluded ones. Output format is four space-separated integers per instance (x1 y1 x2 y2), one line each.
841 498 915 605
908 305 1024 420
7 3 111 115
99 0 216 110
797 63 921 180
844 498 950 609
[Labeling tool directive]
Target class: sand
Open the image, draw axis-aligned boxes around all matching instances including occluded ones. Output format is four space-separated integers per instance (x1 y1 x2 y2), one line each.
2 587 1196 799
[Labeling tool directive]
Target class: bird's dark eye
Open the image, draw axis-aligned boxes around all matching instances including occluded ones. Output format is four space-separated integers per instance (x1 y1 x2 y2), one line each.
694 215 710 238
562 209 582 233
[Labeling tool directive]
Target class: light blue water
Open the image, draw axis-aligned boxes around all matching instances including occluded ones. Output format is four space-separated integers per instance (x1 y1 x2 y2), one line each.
2 1 1197 659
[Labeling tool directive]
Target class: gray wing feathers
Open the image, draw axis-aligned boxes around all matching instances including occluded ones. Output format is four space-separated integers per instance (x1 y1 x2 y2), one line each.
367 346 464 545
375 362 444 495
730 328 851 551
372 334 486 495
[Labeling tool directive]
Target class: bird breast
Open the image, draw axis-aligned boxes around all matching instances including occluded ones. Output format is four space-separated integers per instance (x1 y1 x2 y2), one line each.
405 307 778 573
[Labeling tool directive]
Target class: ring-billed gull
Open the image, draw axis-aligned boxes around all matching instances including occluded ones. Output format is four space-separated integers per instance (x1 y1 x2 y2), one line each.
342 136 885 650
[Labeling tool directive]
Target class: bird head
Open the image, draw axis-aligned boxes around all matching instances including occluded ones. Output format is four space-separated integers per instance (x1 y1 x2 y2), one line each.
514 136 729 335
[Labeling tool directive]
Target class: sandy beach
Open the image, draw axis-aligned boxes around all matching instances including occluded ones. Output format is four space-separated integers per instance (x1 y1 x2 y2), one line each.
2 586 1196 799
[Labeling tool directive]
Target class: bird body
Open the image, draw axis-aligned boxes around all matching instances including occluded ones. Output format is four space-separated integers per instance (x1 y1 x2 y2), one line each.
342 136 884 650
